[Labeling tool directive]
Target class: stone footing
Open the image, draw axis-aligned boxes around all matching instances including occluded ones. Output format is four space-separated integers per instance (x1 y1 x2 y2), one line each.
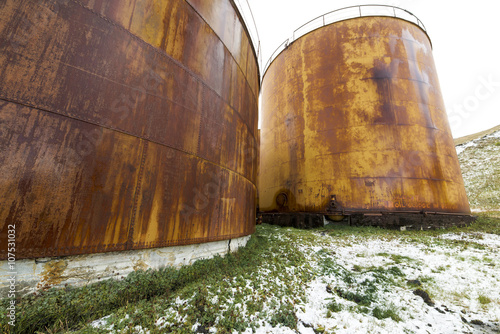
0 236 251 298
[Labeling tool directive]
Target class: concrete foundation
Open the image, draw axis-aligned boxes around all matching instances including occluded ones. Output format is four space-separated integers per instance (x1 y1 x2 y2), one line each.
0 236 250 298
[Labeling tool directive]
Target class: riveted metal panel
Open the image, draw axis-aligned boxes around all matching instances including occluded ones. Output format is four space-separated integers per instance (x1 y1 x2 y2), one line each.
0 0 258 260
259 17 470 217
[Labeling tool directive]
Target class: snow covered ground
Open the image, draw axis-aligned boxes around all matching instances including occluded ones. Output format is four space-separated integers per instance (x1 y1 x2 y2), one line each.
292 231 500 334
90 225 500 334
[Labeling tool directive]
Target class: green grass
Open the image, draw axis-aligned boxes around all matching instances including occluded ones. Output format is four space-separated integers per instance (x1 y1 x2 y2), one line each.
478 295 492 305
372 305 402 322
465 214 500 235
376 253 420 265
390 255 417 264
334 287 374 307
431 265 447 273
326 301 343 312
325 215 500 239
417 275 435 284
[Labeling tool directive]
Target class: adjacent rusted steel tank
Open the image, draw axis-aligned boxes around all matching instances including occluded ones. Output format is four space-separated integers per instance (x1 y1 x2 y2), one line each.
0 0 259 260
259 9 472 229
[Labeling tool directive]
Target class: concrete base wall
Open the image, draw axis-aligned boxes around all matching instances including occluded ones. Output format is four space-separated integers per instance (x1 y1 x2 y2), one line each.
0 236 250 298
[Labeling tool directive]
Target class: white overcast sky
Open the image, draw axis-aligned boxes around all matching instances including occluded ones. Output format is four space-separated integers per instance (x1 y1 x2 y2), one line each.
245 0 500 138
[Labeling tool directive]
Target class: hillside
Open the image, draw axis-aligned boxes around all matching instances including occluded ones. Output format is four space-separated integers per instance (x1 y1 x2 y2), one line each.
456 129 500 215
454 125 500 146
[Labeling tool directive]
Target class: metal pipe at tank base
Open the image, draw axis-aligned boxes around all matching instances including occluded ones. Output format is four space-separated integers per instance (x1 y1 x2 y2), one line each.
260 212 326 229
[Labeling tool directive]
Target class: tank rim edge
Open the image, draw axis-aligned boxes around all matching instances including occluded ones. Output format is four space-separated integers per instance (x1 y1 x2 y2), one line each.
227 0 262 84
262 11 432 80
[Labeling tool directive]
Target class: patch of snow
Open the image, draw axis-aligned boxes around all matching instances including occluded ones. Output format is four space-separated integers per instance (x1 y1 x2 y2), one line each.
90 314 112 329
250 322 297 334
124 229 500 334
456 140 478 155
191 322 201 332
486 130 500 139
440 232 500 248
457 129 500 155
132 325 150 334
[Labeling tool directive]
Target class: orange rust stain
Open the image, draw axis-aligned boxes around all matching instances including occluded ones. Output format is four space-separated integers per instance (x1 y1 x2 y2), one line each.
133 259 149 271
38 260 68 289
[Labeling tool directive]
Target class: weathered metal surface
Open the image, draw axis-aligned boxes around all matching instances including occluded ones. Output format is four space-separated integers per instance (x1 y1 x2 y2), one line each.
0 0 258 260
259 17 471 218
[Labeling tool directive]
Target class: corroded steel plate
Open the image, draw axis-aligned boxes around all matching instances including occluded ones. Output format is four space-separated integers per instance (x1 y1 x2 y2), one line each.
0 0 258 259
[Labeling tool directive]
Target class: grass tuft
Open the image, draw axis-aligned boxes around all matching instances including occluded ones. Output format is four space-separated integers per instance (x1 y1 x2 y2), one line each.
372 305 402 322
326 301 343 313
478 295 491 305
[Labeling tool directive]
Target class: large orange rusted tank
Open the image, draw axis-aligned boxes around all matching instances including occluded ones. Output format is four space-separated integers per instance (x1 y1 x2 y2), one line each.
0 0 259 260
259 7 472 229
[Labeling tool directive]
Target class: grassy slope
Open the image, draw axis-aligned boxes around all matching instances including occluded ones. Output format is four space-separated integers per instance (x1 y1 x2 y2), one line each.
457 131 500 215
454 124 500 146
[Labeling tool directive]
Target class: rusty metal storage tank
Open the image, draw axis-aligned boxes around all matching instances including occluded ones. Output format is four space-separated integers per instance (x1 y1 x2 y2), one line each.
259 5 472 229
0 0 259 291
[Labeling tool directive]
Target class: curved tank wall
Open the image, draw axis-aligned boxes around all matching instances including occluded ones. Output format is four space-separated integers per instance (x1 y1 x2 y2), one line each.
0 0 259 260
259 16 471 227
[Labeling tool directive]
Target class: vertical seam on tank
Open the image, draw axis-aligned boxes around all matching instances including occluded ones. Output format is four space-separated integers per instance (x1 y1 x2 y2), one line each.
197 102 203 158
127 0 137 31
127 140 149 249
215 169 225 237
